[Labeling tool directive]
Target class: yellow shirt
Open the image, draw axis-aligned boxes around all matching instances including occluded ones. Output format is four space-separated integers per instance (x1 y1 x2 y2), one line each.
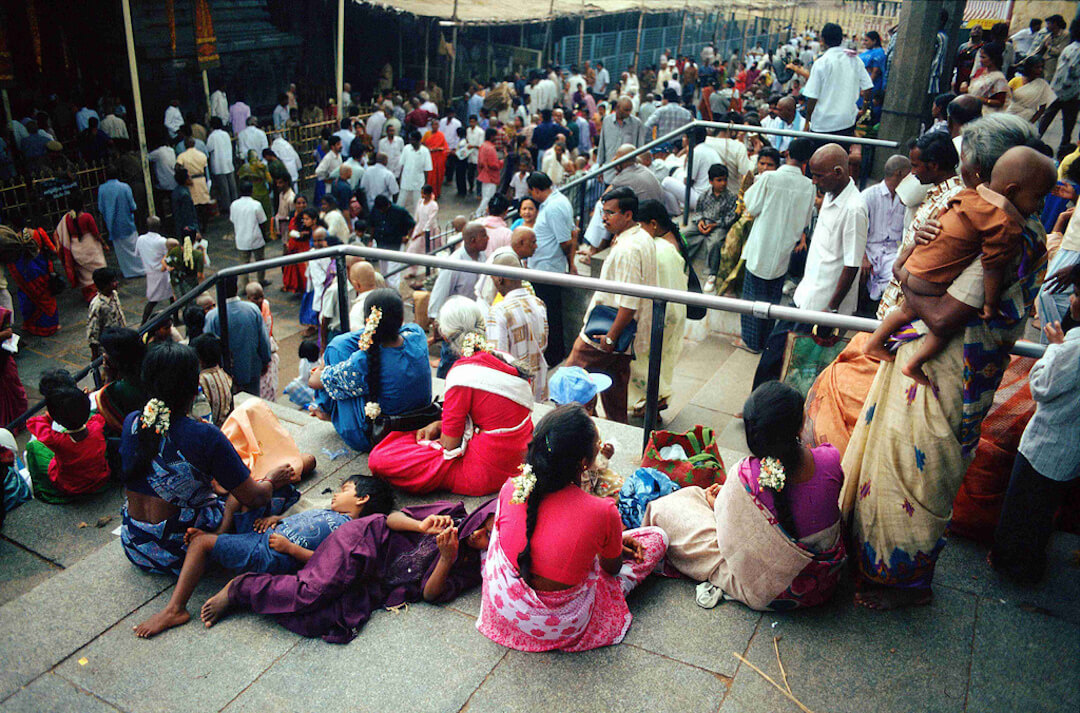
1008 75 1024 91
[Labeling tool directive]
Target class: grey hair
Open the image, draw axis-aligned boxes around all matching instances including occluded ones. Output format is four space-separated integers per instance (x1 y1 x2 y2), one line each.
437 296 485 355
960 113 1037 175
883 154 911 177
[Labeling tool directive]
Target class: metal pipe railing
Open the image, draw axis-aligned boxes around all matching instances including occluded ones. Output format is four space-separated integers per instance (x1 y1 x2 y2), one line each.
6 234 1045 439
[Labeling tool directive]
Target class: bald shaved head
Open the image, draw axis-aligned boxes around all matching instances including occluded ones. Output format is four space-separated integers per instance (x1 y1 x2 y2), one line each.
777 96 797 123
348 260 377 292
462 221 489 257
990 145 1057 217
614 143 637 171
511 227 537 260
809 143 850 195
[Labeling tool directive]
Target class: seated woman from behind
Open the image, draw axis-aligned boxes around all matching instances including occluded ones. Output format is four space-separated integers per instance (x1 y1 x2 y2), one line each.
644 382 846 611
369 296 534 496
119 342 296 579
864 145 1057 384
132 475 391 638
309 288 431 451
477 405 668 652
199 497 498 643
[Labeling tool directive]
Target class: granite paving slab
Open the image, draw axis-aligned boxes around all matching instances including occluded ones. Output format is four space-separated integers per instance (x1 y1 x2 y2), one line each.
222 604 506 713
463 639 730 713
1 486 125 567
0 673 120 713
624 577 762 677
56 579 300 713
0 538 62 607
967 598 1080 713
721 585 976 713
0 541 172 702
690 348 760 416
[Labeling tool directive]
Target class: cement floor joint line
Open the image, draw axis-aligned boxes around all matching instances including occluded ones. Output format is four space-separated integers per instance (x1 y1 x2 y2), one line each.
218 638 302 712
457 649 511 713
0 534 66 570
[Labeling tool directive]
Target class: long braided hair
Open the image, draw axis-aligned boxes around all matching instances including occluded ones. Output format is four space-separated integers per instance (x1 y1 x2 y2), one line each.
742 382 805 537
515 404 599 584
361 288 404 407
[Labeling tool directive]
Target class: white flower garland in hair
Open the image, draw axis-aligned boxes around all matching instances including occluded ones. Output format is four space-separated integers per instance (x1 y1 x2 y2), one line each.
358 307 383 352
758 456 786 492
182 235 195 270
510 463 537 504
140 398 171 435
364 401 382 420
460 332 490 358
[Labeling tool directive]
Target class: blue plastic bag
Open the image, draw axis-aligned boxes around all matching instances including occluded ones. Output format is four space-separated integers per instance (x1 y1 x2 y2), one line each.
617 467 679 529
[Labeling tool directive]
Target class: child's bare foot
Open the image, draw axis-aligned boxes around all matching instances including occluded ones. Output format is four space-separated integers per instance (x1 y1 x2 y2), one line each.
862 338 894 362
200 578 237 628
133 605 190 638
902 359 931 386
300 452 317 477
184 528 208 546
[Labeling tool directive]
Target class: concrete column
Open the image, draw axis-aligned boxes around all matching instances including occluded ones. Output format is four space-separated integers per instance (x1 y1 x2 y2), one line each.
874 0 966 179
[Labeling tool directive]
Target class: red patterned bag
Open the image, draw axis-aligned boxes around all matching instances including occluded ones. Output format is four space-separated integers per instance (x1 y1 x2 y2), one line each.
639 426 726 489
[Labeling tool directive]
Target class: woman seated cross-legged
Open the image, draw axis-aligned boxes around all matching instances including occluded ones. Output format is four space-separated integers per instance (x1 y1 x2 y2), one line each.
369 296 534 496
308 288 432 451
644 382 847 611
477 405 669 652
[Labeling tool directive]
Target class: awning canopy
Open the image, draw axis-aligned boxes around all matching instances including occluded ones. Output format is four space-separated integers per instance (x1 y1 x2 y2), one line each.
355 0 797 26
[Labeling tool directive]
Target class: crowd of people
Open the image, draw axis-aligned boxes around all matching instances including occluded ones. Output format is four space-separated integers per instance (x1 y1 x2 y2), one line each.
1 14 1079 653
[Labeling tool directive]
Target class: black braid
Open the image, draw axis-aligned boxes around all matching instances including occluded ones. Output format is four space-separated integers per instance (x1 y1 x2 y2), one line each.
362 288 404 407
516 404 598 584
742 382 805 538
125 342 200 483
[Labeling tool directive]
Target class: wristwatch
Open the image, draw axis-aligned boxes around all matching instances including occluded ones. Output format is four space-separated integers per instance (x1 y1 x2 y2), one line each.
603 336 615 346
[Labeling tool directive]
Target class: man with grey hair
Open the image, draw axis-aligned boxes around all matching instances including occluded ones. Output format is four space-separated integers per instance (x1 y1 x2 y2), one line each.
236 116 268 159
428 221 490 377
136 215 173 323
365 102 390 145
860 153 911 314
597 98 645 181
485 249 550 400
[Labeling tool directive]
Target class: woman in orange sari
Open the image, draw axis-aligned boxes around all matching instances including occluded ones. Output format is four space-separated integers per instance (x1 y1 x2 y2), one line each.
423 117 448 200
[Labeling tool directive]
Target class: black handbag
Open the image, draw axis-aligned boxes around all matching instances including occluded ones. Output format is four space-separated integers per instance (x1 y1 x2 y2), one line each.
685 265 707 321
583 305 637 353
369 400 443 446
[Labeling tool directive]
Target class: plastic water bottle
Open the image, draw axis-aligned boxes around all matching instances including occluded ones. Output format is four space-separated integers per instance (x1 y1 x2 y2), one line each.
192 385 212 421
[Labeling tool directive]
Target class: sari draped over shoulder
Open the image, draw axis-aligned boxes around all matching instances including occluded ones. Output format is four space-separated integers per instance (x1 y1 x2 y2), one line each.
644 459 846 611
6 227 60 336
839 227 1045 591
422 129 448 199
477 506 668 652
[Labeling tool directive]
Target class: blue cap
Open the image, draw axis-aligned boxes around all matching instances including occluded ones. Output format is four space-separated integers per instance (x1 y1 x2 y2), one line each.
548 366 612 405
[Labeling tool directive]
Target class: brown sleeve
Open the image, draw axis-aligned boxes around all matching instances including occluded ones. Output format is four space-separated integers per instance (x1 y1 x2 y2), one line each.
964 198 1022 271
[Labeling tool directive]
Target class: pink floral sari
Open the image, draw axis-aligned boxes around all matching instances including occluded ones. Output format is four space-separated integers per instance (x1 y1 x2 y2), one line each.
477 511 667 652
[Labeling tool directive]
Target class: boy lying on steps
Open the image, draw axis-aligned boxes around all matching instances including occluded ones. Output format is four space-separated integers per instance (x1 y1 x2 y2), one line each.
864 146 1057 384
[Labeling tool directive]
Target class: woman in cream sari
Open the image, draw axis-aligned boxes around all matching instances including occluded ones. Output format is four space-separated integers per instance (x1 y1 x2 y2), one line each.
55 198 108 302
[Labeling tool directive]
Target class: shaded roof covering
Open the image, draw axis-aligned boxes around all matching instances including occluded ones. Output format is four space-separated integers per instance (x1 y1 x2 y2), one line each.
356 0 796 25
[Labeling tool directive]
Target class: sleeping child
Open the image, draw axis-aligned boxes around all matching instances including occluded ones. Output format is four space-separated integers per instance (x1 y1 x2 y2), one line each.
132 474 392 638
864 145 1058 384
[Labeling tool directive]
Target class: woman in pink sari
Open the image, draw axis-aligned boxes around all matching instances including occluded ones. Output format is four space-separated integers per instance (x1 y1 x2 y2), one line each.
55 201 108 302
422 117 448 200
477 404 667 652
368 297 533 496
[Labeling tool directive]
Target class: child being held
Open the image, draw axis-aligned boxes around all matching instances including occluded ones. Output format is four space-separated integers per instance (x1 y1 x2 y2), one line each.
25 370 109 503
548 366 623 498
864 146 1058 384
133 474 393 638
191 334 233 427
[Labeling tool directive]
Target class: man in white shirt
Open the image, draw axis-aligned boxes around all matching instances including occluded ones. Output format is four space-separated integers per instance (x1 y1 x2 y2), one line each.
135 216 173 323
378 124 405 178
1012 18 1042 58
206 117 237 210
439 108 463 189
738 138 817 351
366 104 390 145
765 97 806 154
271 135 302 188
147 138 177 219
209 85 229 127
565 187 657 423
315 134 344 194
236 117 268 159
535 75 558 112
566 67 587 99
860 154 910 312
752 143 868 387
231 179 269 285
164 100 184 139
661 127 722 213
397 130 433 216
99 112 128 140
462 115 484 196
703 119 754 196
341 82 353 111
803 23 874 137
272 94 290 130
360 153 399 210
419 91 438 115
75 105 99 133
592 61 610 98
333 118 355 157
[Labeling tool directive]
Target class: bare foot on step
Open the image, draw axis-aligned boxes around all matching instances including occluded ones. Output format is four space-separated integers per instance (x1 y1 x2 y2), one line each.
133 606 190 638
200 578 237 628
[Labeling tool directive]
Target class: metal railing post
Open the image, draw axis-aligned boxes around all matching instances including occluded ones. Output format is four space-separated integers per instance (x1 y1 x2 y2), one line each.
578 175 589 233
682 131 696 226
334 253 351 334
216 279 232 372
642 299 667 448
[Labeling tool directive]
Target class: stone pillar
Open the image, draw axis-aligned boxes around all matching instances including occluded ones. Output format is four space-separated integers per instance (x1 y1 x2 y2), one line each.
873 0 965 179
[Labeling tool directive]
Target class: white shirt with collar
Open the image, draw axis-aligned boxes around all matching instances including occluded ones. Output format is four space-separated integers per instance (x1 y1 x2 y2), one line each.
236 125 269 159
366 112 387 144
803 46 874 133
209 91 229 125
399 144 433 191
272 137 302 183
742 164 816 280
230 196 267 251
360 163 399 209
465 126 484 164
378 135 405 176
206 129 234 175
164 106 184 137
793 178 868 314
148 145 178 190
439 117 462 149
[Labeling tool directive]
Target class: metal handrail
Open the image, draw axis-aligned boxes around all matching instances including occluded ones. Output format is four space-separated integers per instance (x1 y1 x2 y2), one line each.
6 243 1048 439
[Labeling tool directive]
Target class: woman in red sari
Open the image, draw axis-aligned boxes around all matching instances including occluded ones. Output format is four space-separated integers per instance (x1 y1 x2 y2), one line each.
281 194 310 294
369 297 534 496
3 220 60 336
422 117 448 200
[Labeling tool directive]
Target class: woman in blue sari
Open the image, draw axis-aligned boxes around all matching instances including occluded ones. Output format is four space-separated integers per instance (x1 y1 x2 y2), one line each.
119 342 296 579
860 31 887 94
309 288 432 452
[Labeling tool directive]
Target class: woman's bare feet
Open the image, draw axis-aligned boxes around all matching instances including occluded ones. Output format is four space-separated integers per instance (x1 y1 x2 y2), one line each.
200 577 238 628
854 587 933 610
133 605 191 638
